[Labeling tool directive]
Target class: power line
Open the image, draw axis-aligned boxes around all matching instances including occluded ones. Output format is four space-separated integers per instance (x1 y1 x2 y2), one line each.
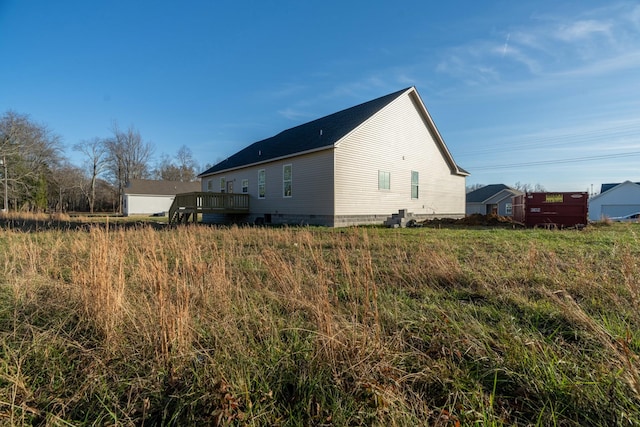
467 151 640 171
456 122 640 156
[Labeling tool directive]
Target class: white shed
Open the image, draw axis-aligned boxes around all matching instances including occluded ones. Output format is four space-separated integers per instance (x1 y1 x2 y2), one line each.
123 179 200 216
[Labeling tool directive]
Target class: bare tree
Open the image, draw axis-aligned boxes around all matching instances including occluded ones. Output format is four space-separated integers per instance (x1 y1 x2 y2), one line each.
104 122 154 213
466 183 485 193
49 162 84 212
154 145 198 182
176 145 198 181
513 182 546 192
154 155 182 181
74 137 108 213
0 111 62 211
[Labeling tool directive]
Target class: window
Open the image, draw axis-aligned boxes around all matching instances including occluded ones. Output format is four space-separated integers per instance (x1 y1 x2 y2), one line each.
505 203 512 215
207 180 214 191
220 177 226 193
242 179 249 193
378 170 390 190
411 171 419 199
258 169 266 199
283 164 292 197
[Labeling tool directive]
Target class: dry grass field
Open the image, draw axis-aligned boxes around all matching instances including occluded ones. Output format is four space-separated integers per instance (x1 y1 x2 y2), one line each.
0 215 639 425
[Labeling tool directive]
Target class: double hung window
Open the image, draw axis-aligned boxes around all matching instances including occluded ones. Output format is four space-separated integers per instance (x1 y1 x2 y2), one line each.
378 171 390 190
283 164 292 197
411 171 419 199
258 169 266 199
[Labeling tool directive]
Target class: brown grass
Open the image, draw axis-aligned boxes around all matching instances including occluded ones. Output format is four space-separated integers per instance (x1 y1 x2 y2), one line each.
0 222 639 425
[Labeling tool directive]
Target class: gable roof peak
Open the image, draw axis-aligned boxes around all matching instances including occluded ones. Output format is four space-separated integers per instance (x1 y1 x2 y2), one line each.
199 86 468 177
466 184 521 203
600 180 640 194
199 87 413 176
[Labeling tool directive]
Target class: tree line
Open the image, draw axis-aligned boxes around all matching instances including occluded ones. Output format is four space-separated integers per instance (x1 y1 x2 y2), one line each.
0 111 201 214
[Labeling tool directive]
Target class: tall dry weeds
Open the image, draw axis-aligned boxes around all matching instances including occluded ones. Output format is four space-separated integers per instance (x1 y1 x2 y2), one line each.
1 223 640 425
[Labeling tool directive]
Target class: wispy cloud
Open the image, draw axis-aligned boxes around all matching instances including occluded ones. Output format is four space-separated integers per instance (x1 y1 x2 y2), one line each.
501 33 511 57
555 19 612 41
277 107 311 121
435 2 639 86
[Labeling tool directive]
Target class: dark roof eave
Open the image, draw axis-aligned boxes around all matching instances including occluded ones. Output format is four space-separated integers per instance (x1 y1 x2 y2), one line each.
198 144 335 177
456 167 470 176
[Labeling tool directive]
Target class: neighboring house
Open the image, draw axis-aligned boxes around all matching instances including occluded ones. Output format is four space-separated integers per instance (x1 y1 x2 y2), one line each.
123 179 200 216
588 181 640 221
198 86 468 227
465 184 523 216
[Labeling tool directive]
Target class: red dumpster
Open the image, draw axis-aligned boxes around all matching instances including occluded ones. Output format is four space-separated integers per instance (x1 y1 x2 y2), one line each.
512 192 588 228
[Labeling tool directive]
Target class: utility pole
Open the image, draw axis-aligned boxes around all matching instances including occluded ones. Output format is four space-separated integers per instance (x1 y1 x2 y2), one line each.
0 155 7 212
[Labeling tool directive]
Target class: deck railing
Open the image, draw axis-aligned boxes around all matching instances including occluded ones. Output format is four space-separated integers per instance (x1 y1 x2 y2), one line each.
169 192 250 224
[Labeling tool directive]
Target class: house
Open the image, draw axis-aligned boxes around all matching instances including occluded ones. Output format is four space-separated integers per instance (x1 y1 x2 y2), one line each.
198 87 468 227
123 179 200 216
466 184 523 216
588 181 640 221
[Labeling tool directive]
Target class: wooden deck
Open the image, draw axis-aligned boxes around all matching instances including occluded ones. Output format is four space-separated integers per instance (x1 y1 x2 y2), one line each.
168 192 250 224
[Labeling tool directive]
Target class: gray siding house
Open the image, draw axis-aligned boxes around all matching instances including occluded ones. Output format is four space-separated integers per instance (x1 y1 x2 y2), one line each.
199 87 468 227
588 181 640 221
466 184 523 216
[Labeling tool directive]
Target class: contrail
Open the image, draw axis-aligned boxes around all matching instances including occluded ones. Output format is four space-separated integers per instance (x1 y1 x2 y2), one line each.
502 33 511 57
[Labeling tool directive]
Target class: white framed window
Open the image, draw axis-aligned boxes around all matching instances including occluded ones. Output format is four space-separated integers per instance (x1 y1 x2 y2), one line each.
505 203 512 215
220 177 226 193
207 180 214 191
283 164 292 197
242 179 249 193
378 170 390 190
411 171 419 199
258 169 266 199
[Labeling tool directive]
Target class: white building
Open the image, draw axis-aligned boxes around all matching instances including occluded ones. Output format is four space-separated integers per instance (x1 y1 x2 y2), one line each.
123 179 200 216
199 87 468 227
588 181 640 221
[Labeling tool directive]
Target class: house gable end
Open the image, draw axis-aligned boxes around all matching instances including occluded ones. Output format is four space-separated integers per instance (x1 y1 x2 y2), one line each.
466 184 511 203
331 87 468 178
592 180 640 202
406 89 468 177
484 189 521 205
199 88 411 177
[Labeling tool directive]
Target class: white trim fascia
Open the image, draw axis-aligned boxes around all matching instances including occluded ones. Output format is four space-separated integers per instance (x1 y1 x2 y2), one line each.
481 189 522 204
407 88 468 177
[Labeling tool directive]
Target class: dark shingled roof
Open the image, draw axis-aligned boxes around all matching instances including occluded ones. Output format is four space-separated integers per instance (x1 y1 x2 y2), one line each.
600 182 640 193
200 88 411 176
124 179 200 195
466 184 511 203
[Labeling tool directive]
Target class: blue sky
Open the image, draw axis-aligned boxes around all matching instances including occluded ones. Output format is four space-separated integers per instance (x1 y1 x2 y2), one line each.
1 1 639 193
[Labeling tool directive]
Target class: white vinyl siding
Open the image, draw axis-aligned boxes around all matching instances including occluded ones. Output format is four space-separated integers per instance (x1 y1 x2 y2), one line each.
201 150 334 217
334 91 465 216
124 195 175 216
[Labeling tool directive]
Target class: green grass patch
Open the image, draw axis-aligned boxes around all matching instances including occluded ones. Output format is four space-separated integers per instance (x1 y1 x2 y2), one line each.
0 223 639 425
